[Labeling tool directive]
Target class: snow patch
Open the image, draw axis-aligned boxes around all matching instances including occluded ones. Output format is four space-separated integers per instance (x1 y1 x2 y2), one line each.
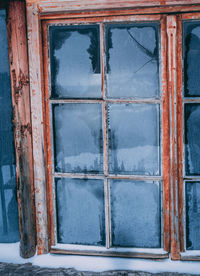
1 243 200 274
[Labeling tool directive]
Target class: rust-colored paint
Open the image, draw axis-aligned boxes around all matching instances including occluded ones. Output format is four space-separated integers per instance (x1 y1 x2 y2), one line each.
176 14 184 253
167 15 180 260
25 0 200 15
42 21 55 247
161 15 170 253
42 13 171 256
7 0 36 258
25 0 200 259
37 5 200 21
44 14 161 25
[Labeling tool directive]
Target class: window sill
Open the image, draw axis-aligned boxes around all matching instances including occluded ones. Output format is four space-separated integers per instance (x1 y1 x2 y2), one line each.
181 251 200 261
51 244 168 259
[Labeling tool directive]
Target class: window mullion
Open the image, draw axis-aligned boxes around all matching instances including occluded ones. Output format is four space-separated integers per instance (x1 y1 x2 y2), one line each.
101 22 111 249
166 14 180 260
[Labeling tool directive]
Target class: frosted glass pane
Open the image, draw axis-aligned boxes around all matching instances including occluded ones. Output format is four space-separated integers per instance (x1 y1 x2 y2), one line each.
110 180 161 248
108 103 160 175
185 104 200 175
56 178 105 245
53 103 103 173
50 25 101 98
106 23 159 99
0 189 19 243
186 182 200 250
184 21 200 97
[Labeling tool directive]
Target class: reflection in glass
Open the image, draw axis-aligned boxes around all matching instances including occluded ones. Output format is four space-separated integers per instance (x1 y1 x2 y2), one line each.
185 104 200 175
106 23 159 99
110 180 161 248
186 182 200 250
0 189 19 242
108 103 160 175
50 25 101 98
0 9 19 243
53 103 103 173
56 178 105 245
184 21 200 97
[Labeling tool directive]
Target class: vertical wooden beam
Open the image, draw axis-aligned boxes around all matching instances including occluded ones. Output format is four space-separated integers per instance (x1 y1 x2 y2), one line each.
167 15 180 260
26 2 49 254
7 0 36 258
176 14 184 253
161 15 170 253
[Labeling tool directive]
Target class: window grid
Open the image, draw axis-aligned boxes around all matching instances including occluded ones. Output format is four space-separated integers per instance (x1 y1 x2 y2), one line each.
42 14 170 257
49 21 162 249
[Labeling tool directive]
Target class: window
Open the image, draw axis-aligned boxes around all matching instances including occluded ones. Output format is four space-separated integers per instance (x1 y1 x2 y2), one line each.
42 15 169 258
182 18 200 255
0 9 19 243
6 0 199 261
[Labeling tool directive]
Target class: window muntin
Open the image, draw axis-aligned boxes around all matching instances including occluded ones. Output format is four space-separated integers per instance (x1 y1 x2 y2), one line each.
0 9 19 243
44 18 167 255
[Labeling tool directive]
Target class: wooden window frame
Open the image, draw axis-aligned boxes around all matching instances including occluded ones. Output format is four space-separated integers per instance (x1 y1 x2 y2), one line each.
41 14 169 259
177 12 200 261
12 0 200 260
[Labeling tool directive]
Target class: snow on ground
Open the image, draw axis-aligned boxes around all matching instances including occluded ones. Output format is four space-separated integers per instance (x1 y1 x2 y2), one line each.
1 243 200 274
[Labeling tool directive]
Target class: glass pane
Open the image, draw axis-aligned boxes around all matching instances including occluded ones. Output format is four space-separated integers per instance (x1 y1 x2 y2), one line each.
1 165 16 187
106 23 159 99
50 25 101 98
110 180 161 248
0 9 19 242
185 104 200 175
186 182 200 250
108 103 160 175
184 21 200 97
0 189 19 243
53 103 103 173
56 178 105 245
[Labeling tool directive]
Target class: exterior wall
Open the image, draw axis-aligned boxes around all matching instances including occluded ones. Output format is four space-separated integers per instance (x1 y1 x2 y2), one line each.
2 0 200 261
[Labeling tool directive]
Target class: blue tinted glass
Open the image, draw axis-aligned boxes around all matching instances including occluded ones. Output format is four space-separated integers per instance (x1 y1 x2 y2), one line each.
0 189 19 242
185 104 200 175
53 103 103 173
0 9 19 242
184 21 200 97
56 178 105 245
50 25 101 98
106 23 159 99
186 182 200 250
110 180 161 248
108 103 160 175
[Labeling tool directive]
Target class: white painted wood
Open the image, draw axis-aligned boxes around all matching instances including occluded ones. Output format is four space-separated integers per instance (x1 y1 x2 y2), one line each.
26 2 48 254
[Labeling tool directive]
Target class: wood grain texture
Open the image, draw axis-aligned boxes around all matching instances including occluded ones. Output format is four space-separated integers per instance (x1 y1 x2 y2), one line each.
167 15 180 260
161 15 170 253
26 2 48 254
7 0 36 258
25 0 200 9
50 248 169 259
